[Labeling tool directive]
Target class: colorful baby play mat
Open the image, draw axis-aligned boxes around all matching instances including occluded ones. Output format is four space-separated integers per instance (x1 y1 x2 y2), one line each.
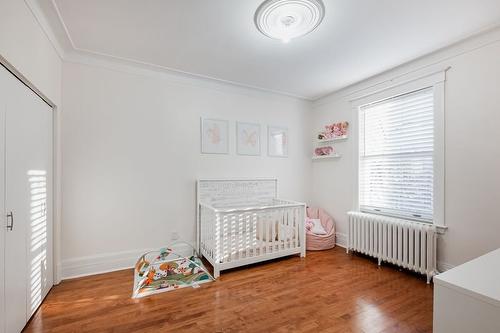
132 242 214 298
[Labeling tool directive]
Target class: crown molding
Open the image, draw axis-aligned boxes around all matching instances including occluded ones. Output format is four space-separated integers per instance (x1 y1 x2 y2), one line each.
312 23 500 107
28 0 312 102
29 1 500 104
64 49 313 103
24 0 66 59
70 49 313 101
49 0 76 50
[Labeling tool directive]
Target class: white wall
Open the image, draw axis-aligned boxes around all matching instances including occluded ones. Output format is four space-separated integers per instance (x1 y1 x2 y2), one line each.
60 60 312 277
0 0 61 105
310 27 500 270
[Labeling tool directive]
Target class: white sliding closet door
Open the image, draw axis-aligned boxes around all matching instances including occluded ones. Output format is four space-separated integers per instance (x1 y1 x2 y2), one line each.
2 65 53 333
0 66 6 333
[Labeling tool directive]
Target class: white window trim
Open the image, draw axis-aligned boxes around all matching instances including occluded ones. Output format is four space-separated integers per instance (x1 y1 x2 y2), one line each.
350 68 448 233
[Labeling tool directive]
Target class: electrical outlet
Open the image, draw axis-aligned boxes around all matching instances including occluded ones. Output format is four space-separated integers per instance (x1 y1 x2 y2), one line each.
171 232 179 241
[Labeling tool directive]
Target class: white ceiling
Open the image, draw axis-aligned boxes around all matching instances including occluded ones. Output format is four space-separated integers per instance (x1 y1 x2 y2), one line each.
43 0 500 99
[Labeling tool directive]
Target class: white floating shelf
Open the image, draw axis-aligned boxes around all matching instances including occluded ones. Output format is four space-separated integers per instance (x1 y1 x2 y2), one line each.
312 154 341 160
316 135 348 143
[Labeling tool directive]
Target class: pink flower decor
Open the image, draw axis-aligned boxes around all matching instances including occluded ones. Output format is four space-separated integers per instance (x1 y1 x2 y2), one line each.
315 146 334 156
318 121 349 139
340 121 349 136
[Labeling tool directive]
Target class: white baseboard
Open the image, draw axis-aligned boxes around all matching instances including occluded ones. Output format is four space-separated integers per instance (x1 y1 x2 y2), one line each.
61 243 193 280
335 232 347 248
55 263 62 284
437 261 455 273
60 240 454 279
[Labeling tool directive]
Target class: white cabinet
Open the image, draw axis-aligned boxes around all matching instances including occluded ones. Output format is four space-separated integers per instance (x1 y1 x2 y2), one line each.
433 248 500 333
0 65 53 333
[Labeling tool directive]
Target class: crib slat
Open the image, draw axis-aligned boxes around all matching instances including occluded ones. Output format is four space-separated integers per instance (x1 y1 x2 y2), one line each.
225 214 230 263
230 214 235 261
259 213 266 255
221 214 226 263
287 209 291 250
252 213 255 258
238 213 242 260
293 208 296 250
209 209 212 258
293 206 296 248
204 207 207 256
211 210 214 259
213 210 217 259
285 209 288 249
272 211 276 252
274 210 278 251
266 213 271 254
288 209 291 250
220 214 226 262
245 213 249 258
285 210 288 251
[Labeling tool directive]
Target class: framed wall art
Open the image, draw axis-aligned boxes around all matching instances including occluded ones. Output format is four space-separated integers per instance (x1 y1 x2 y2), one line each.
201 118 229 154
236 122 261 156
268 126 288 157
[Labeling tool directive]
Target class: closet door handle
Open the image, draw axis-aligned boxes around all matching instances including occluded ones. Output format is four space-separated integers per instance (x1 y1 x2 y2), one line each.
6 211 14 231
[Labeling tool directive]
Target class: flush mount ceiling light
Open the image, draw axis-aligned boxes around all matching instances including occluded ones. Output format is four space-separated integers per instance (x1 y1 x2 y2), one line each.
254 0 325 43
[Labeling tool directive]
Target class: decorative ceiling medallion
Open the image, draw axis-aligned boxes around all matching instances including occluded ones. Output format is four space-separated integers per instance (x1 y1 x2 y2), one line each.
254 0 325 43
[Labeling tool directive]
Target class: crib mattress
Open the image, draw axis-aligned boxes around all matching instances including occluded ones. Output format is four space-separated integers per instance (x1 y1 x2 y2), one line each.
202 232 299 263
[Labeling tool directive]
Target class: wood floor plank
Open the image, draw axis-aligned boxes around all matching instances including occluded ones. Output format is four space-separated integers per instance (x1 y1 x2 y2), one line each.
23 247 433 333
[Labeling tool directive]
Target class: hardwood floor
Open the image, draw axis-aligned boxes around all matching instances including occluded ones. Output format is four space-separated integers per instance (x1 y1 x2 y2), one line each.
24 247 433 333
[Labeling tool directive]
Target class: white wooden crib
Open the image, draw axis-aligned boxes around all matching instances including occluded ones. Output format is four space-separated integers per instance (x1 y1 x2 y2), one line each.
197 178 306 278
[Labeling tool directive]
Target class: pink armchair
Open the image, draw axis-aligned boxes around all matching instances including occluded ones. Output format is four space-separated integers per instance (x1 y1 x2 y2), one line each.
306 207 336 251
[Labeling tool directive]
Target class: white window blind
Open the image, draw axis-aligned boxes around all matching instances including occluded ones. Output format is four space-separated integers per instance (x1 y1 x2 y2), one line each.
359 87 434 222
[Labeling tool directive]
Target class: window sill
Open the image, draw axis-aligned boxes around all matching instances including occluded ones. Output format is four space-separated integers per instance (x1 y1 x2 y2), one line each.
435 224 448 235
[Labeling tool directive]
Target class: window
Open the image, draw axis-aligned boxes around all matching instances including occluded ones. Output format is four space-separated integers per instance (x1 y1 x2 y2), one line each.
359 87 434 222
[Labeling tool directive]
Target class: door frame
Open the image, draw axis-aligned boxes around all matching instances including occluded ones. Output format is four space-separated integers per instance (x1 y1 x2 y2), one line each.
0 56 62 289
